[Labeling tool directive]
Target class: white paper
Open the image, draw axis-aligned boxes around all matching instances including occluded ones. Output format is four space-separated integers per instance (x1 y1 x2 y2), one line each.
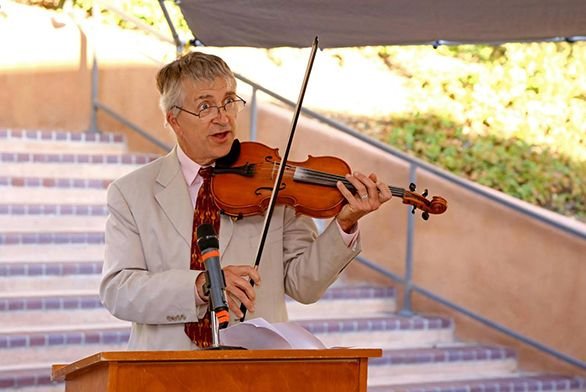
219 317 326 350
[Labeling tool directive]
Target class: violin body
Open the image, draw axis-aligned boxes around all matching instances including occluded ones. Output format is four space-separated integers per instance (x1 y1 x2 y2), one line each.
211 140 448 220
211 141 351 218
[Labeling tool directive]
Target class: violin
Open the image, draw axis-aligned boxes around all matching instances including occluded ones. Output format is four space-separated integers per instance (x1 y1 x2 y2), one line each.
211 140 447 220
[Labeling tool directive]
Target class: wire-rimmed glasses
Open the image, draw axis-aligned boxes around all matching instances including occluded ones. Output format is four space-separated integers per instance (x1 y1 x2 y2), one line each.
173 96 246 120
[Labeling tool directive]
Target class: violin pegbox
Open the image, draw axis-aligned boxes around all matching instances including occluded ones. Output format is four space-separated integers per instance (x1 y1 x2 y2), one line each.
404 183 447 221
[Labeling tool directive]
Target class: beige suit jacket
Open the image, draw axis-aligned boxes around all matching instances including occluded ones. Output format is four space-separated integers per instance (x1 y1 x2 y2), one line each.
99 148 360 350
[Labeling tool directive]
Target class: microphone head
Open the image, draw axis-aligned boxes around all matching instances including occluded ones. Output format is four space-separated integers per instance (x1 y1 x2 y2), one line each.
196 223 219 250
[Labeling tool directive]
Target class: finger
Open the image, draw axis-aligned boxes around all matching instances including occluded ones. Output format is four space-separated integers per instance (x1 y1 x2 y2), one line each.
350 172 379 203
226 265 261 286
344 173 369 201
225 283 255 313
226 292 245 318
360 173 379 200
377 180 393 202
225 272 256 302
336 179 360 206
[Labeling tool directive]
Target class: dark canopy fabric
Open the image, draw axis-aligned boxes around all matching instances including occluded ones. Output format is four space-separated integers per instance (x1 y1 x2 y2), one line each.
178 0 586 48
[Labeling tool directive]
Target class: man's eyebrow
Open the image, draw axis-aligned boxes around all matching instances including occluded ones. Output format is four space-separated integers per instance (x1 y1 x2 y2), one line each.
195 92 237 101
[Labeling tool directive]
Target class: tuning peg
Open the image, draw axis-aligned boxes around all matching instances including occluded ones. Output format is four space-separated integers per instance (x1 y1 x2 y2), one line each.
409 183 416 192
422 189 428 198
411 206 416 214
422 212 429 220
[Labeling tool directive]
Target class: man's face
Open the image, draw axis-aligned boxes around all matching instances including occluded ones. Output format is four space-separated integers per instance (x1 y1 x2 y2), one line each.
168 77 237 165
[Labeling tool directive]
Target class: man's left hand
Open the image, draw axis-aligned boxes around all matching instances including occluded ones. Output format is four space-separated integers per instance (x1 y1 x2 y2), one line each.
335 172 392 232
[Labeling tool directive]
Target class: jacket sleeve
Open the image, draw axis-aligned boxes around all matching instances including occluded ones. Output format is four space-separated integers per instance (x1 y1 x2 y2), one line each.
99 182 206 324
282 210 361 304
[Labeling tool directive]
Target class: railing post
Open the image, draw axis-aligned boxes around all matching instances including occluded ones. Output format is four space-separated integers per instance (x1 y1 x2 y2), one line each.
88 53 99 133
249 87 258 141
399 164 417 316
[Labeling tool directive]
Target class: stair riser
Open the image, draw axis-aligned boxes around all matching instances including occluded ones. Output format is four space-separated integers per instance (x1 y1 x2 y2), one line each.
0 204 107 217
0 177 110 190
0 261 102 277
0 152 154 165
0 232 104 246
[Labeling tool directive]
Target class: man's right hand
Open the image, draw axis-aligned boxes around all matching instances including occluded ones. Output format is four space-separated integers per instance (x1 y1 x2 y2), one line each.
196 265 261 319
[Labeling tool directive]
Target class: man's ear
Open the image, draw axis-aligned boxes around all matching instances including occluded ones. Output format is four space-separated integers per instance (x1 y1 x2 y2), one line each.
166 111 177 128
166 111 182 136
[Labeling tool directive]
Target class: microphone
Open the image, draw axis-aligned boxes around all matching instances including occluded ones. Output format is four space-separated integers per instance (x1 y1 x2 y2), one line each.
196 223 230 329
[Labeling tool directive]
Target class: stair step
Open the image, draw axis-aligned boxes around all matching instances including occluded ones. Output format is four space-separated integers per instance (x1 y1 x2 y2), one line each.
0 307 119 330
2 323 191 350
287 285 396 319
301 315 454 349
0 291 101 312
0 204 108 216
0 232 104 246
0 161 147 180
0 261 102 277
0 215 106 233
0 151 155 166
0 274 101 292
0 365 61 391
0 325 129 361
0 342 126 380
0 128 126 154
368 345 517 385
0 186 105 204
368 374 586 392
0 176 111 189
0 244 104 263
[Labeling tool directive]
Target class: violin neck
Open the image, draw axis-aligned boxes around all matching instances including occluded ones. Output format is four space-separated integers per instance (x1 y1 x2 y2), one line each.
294 167 405 198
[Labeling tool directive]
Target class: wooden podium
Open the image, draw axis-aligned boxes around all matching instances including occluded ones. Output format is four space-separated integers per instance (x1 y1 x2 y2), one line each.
52 349 381 391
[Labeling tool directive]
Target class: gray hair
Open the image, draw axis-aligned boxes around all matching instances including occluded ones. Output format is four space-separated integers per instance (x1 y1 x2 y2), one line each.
156 51 236 121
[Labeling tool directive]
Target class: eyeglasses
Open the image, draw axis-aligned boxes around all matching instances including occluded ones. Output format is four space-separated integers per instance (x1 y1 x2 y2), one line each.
173 96 246 120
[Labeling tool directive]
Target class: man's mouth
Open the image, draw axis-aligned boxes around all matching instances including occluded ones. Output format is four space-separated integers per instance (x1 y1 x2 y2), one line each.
210 131 231 142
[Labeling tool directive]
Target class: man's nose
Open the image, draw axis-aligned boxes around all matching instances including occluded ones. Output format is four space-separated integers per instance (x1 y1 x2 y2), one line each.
212 106 230 122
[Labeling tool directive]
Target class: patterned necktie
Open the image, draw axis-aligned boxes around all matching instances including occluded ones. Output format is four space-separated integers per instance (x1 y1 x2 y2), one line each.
184 167 221 348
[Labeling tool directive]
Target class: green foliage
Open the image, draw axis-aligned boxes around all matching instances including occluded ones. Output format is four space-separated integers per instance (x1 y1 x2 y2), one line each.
342 42 586 222
335 112 586 222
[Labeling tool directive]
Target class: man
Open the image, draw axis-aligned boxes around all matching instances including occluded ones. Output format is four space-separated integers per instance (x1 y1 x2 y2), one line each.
99 51 392 350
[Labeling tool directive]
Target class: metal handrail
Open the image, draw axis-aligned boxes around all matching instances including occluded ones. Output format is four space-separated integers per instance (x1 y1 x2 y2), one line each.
356 255 586 370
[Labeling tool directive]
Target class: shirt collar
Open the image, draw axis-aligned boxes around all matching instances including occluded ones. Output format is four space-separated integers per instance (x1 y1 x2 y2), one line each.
176 144 202 186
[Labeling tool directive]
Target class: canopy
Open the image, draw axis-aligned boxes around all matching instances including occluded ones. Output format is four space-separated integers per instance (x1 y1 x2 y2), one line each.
177 0 586 48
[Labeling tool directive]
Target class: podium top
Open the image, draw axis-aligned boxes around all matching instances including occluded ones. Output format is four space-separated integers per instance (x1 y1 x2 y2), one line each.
52 348 382 381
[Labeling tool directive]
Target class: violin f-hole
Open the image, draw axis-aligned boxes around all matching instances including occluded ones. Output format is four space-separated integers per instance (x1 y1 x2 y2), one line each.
255 183 286 196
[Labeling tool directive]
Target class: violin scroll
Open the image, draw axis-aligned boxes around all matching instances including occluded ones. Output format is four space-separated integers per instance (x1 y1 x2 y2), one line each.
402 183 448 220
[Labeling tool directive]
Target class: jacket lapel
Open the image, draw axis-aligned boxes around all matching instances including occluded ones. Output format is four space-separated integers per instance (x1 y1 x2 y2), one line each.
219 214 235 258
154 148 193 247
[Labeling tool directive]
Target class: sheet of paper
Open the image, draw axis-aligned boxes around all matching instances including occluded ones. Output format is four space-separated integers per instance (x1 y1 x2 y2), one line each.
219 317 326 350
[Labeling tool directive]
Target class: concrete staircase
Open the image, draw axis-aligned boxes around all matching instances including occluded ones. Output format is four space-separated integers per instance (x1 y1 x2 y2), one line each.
0 128 584 391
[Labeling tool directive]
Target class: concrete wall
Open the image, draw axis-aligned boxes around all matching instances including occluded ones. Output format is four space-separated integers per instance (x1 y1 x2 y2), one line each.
1 2 585 375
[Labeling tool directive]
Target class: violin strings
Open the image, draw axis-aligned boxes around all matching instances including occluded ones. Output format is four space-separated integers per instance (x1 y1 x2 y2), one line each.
296 166 405 197
253 163 405 198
